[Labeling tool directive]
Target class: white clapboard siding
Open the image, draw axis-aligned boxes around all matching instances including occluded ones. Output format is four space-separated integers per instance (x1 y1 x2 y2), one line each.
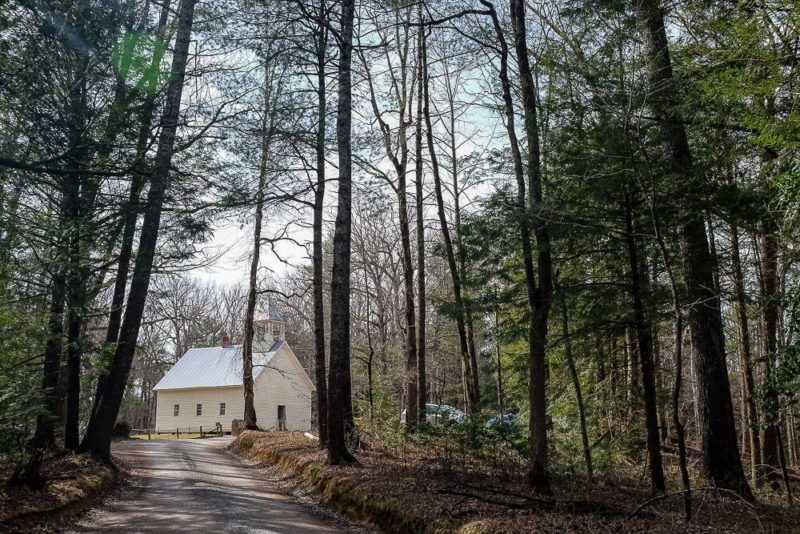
155 386 244 433
254 344 313 431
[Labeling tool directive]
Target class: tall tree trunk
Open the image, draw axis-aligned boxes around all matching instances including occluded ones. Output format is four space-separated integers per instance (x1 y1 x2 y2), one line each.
791 416 796 468
557 282 593 480
707 218 721 295
636 0 751 498
420 23 478 415
672 309 692 519
64 225 85 452
65 38 140 450
623 190 665 492
79 0 198 461
63 56 89 452
730 220 761 484
625 327 639 403
326 0 356 465
444 71 480 406
508 0 554 493
400 174 418 432
364 269 375 420
31 273 66 447
415 14 427 422
641 169 692 519
313 1 328 445
242 64 277 431
652 306 669 443
494 297 504 419
89 0 172 425
483 0 547 488
758 216 781 474
453 150 480 408
359 10 417 430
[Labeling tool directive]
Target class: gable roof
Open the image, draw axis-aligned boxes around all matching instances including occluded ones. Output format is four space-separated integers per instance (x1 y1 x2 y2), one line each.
258 341 316 393
153 340 282 391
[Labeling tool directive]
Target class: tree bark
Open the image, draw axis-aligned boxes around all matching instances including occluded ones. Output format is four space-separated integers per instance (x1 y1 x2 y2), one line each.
557 282 592 480
358 10 417 430
623 190 665 492
636 0 751 498
313 1 328 445
63 55 90 452
31 272 66 447
242 63 277 431
400 170 418 432
730 220 761 484
89 0 172 426
508 0 554 493
79 0 198 461
494 296 504 419
442 58 480 406
363 269 375 420
414 16 427 423
482 0 546 488
326 0 356 465
758 216 780 473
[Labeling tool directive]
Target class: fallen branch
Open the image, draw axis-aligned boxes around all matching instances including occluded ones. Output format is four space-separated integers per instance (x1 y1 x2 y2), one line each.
621 486 762 531
439 480 614 515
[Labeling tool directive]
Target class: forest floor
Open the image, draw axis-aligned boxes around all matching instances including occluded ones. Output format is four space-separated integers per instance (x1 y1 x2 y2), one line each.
233 430 800 533
0 451 116 531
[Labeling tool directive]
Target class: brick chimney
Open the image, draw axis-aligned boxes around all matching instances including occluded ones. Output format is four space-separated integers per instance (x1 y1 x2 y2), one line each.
220 332 232 348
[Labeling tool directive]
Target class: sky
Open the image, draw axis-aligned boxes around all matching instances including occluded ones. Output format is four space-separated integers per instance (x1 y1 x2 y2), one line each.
192 211 314 287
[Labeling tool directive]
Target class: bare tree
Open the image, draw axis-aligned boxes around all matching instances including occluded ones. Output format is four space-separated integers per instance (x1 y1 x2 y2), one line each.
357 2 418 431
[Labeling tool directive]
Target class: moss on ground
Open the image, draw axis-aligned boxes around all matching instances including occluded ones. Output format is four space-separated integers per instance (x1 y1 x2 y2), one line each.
0 454 116 529
232 431 800 533
234 431 450 534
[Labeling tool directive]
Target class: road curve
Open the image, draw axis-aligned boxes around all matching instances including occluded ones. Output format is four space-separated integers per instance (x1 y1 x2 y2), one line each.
69 437 344 533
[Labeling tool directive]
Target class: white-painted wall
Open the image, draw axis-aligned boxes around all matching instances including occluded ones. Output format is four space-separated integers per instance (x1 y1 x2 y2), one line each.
154 386 243 433
154 344 313 433
253 345 313 431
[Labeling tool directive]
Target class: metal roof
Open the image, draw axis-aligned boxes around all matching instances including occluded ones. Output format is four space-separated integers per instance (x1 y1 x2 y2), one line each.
153 340 283 391
255 307 284 322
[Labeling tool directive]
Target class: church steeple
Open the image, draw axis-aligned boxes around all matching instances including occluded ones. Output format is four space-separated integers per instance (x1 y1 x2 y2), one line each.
253 305 285 352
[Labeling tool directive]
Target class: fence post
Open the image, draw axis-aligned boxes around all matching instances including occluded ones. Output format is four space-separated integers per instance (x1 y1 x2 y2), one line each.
177 428 180 439
200 426 203 438
147 429 151 440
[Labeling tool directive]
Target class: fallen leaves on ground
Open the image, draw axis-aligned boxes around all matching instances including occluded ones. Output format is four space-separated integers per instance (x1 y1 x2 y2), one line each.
0 451 115 529
234 431 800 533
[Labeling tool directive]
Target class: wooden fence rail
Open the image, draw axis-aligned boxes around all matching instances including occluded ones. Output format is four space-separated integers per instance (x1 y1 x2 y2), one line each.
130 423 224 439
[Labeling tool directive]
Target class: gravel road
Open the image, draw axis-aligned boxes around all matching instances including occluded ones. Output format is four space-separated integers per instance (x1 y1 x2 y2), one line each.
68 437 345 533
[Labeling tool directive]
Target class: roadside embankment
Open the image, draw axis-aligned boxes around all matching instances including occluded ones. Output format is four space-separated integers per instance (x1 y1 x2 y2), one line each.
0 452 116 531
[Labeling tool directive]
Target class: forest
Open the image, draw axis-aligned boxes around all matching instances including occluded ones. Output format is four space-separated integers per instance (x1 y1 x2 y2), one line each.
1 0 799 531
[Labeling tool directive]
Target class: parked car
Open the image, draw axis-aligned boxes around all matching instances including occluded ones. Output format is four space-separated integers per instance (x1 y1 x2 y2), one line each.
401 403 466 425
486 412 521 429
425 403 465 424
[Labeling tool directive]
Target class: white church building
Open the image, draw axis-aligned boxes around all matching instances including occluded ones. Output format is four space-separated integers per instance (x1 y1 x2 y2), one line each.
152 309 314 433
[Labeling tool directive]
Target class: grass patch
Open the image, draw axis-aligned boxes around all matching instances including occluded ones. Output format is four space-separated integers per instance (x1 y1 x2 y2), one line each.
130 432 210 440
